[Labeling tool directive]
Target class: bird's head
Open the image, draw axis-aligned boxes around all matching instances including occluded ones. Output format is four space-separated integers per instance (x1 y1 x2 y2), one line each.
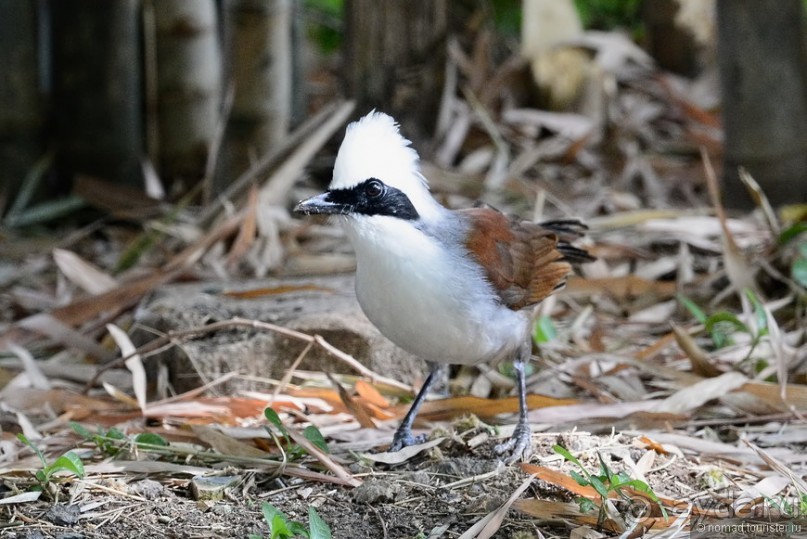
294 112 444 224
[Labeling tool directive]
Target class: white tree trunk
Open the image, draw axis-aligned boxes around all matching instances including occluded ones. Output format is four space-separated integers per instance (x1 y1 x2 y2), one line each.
216 0 292 194
153 0 222 184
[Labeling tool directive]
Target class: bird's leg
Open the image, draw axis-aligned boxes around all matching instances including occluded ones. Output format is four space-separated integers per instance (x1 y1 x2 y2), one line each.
389 365 439 452
494 342 533 463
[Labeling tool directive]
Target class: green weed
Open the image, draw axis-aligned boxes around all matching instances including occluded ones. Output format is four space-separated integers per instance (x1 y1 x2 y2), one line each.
264 408 330 460
249 501 332 539
17 433 85 494
553 444 666 527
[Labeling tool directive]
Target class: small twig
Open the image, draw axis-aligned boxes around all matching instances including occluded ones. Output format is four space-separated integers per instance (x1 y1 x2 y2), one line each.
83 317 412 394
274 340 315 400
313 335 410 391
367 503 389 539
148 371 241 406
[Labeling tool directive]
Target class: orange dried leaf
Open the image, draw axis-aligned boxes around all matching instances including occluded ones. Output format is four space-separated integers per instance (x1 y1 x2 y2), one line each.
221 284 335 299
360 401 397 421
355 379 390 408
288 387 347 411
418 394 578 422
329 375 376 429
637 435 670 455
520 463 602 499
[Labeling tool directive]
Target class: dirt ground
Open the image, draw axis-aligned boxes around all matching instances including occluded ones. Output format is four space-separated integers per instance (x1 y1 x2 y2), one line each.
3 431 710 539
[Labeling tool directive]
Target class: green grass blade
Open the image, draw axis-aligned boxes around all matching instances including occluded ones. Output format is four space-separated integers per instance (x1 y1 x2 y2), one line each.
308 507 332 539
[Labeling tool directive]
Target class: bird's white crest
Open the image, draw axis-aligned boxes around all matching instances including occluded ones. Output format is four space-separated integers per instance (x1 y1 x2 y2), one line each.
331 112 443 221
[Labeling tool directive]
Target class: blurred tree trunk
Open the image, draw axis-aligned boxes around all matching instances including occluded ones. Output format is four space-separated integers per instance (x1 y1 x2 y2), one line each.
641 0 699 76
215 0 291 196
0 1 41 212
716 0 807 208
49 0 144 188
344 0 447 138
152 0 222 189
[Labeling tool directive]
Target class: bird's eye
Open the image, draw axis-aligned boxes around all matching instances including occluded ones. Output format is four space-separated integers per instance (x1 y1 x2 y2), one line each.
364 179 384 198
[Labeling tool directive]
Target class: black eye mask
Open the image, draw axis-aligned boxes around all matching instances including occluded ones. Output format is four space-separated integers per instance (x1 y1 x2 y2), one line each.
325 178 420 220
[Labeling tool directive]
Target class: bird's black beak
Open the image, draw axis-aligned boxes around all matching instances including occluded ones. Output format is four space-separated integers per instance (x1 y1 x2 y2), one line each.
293 192 345 215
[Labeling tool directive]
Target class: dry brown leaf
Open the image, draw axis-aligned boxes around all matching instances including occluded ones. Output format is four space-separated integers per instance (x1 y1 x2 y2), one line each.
84 460 220 477
16 313 114 360
143 401 232 420
520 463 679 532
287 387 347 412
742 439 807 493
513 498 606 529
521 463 601 498
634 331 678 361
738 167 780 236
362 437 445 464
220 284 335 299
527 400 667 425
757 299 789 402
586 209 694 229
0 387 118 416
654 371 748 414
328 373 376 429
564 275 678 301
225 184 259 269
636 435 670 455
736 380 807 412
701 148 757 295
359 401 397 421
671 323 722 377
103 382 140 409
416 394 578 422
354 380 390 409
73 175 163 218
191 425 271 458
458 472 536 539
0 491 42 505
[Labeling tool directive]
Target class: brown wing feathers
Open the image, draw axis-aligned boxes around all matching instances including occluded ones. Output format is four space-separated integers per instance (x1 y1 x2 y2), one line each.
461 208 592 311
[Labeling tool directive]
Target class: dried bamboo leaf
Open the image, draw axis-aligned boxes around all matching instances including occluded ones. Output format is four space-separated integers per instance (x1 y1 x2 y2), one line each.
701 149 758 295
191 425 270 458
284 423 362 487
107 323 147 414
327 373 376 429
362 438 445 465
670 323 722 377
458 472 536 539
6 343 49 390
654 371 748 414
225 184 259 269
53 248 118 295
416 394 578 422
742 439 807 493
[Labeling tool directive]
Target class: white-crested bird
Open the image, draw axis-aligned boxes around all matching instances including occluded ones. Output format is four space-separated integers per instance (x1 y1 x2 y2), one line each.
294 112 592 462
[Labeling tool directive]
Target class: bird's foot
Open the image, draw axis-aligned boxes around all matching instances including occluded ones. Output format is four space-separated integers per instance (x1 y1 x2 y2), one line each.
389 427 427 452
494 422 532 464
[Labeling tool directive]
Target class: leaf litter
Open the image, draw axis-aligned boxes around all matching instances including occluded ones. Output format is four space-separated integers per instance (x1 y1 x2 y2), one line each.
1 24 807 539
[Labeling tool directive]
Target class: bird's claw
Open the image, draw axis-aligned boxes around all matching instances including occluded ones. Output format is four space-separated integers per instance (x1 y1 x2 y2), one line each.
389 428 427 452
494 422 532 464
